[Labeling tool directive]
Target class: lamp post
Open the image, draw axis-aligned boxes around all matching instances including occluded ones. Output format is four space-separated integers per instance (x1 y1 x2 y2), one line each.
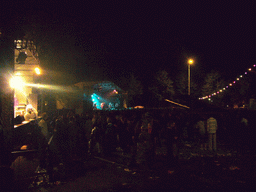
188 59 194 95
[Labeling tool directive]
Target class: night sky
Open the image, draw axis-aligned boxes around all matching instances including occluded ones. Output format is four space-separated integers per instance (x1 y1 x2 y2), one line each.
1 1 255 90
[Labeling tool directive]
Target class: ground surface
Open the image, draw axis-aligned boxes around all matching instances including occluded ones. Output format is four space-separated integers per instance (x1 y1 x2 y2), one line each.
7 140 255 192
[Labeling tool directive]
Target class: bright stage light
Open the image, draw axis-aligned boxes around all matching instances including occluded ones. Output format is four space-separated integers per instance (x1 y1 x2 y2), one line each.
9 76 24 89
35 67 41 75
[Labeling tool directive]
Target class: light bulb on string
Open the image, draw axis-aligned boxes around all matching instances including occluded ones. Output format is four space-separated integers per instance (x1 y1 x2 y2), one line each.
199 63 256 100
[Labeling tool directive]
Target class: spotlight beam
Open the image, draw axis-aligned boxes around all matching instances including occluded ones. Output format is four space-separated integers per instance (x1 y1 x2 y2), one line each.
24 83 75 92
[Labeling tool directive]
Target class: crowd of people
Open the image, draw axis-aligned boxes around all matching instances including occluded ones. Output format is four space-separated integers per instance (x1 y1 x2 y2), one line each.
32 108 254 172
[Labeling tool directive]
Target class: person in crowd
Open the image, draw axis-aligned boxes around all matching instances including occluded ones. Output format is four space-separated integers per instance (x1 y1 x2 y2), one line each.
146 112 159 166
68 115 78 157
158 112 168 148
126 115 136 153
207 115 218 153
76 114 88 160
24 104 37 121
136 121 152 169
103 116 117 156
241 116 248 127
113 115 121 150
84 113 93 141
128 113 143 168
165 114 179 169
127 114 138 167
38 112 49 140
93 103 98 110
175 112 184 155
196 115 207 151
50 116 72 174
237 114 249 153
88 112 104 156
96 113 106 155
135 112 155 169
108 102 114 110
118 115 129 153
14 115 24 125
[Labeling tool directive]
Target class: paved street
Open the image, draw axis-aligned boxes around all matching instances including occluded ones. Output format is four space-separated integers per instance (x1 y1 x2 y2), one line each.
8 140 254 192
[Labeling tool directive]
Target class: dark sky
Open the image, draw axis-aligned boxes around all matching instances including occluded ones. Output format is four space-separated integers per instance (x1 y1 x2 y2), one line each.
1 1 255 89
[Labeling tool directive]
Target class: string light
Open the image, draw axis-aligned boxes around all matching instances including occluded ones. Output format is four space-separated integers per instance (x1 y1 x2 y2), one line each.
199 64 255 100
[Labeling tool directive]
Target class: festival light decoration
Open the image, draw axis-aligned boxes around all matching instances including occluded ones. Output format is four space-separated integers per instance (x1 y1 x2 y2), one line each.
199 64 256 100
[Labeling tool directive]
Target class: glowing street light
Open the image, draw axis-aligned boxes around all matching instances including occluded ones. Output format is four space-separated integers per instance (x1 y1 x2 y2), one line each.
188 59 194 95
188 59 194 65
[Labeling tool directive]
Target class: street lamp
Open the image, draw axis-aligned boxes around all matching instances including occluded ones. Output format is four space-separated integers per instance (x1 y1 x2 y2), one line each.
188 59 194 95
